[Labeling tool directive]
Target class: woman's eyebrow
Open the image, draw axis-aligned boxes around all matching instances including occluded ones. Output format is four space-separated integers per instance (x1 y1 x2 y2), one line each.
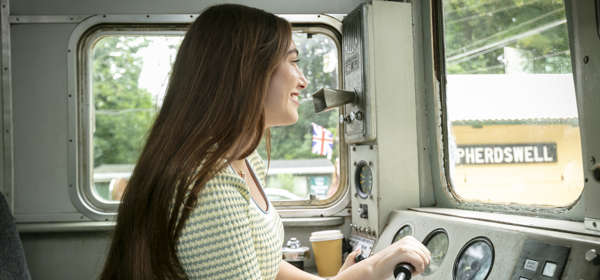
287 49 299 56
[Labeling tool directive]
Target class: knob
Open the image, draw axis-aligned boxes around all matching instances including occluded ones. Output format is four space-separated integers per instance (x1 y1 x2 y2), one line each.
394 263 414 280
355 111 364 120
349 111 356 121
585 249 600 264
286 237 301 249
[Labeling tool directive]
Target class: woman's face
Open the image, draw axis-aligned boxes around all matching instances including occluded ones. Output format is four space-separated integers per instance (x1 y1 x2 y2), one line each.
264 41 308 127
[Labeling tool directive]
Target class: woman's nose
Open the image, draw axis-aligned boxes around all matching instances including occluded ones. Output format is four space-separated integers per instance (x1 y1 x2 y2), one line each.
298 72 308 89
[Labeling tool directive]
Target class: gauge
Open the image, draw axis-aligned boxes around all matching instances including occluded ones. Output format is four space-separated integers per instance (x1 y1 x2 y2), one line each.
453 237 494 280
354 161 373 198
392 225 413 243
422 229 449 276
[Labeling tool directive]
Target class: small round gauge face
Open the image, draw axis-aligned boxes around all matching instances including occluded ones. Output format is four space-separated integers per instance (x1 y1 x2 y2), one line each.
454 238 494 280
392 225 413 243
423 229 449 275
354 161 373 198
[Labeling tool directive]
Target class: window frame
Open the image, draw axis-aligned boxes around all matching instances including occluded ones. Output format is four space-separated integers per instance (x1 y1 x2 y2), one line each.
431 0 586 219
67 14 348 220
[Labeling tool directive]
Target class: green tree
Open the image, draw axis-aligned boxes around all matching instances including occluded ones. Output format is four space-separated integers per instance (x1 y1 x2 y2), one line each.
443 0 571 74
92 36 155 167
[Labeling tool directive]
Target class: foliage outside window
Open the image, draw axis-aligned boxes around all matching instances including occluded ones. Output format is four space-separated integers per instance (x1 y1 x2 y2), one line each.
442 0 583 206
90 30 342 204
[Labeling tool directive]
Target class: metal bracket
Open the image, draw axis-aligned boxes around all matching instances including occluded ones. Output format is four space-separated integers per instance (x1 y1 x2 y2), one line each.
1 0 14 211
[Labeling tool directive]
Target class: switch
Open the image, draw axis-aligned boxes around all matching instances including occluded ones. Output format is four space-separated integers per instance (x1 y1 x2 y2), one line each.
359 204 368 219
542 261 557 277
585 249 600 265
523 259 538 272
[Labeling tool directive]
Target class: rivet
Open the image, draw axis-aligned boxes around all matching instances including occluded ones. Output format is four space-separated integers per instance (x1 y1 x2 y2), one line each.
584 56 589 64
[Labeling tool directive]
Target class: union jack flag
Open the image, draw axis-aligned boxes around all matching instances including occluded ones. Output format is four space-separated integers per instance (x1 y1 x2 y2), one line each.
311 122 334 159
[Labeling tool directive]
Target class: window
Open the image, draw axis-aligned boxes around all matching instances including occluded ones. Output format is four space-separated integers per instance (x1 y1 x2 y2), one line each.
91 34 183 202
85 26 344 206
257 30 343 204
441 0 583 206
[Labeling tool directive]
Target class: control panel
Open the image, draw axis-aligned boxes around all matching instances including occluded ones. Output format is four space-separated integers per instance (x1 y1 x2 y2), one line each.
350 144 379 237
374 209 600 279
511 240 570 279
348 230 376 260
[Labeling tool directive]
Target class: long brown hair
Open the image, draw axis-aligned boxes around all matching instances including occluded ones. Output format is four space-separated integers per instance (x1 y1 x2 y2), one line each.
100 4 291 279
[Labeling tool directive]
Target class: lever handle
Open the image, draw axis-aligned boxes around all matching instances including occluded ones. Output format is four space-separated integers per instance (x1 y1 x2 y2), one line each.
312 88 357 113
393 263 414 280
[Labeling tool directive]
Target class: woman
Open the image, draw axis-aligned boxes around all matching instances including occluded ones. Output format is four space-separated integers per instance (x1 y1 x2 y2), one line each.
100 4 430 280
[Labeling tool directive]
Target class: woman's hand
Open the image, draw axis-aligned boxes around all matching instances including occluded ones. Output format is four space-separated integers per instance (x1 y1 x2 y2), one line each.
332 236 430 280
366 236 431 278
338 248 361 274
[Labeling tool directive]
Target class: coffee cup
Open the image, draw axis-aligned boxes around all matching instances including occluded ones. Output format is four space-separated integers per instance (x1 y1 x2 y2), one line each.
309 230 344 277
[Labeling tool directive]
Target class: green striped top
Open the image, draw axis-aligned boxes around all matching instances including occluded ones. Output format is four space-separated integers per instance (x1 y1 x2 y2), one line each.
176 151 284 280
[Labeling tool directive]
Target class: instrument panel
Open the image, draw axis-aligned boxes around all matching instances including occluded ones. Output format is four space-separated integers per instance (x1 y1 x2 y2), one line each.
375 208 600 279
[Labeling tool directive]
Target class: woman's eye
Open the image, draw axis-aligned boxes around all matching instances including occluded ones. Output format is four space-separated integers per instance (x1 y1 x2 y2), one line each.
292 59 300 63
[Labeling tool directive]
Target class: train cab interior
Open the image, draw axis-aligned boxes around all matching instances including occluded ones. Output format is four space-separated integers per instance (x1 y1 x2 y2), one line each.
2 0 600 279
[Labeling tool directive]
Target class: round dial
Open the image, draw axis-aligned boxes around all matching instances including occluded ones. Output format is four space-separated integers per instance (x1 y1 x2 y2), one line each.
454 237 494 280
423 229 449 275
392 225 413 243
354 161 373 198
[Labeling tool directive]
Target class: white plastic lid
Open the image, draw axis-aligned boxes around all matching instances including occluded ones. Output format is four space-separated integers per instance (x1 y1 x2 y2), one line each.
309 230 344 242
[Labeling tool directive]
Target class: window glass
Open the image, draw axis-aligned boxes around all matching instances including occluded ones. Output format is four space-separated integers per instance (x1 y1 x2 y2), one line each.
442 0 583 206
91 35 182 201
257 32 341 202
90 30 341 203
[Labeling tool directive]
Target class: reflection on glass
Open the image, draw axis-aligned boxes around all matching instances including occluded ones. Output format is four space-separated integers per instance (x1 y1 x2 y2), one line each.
423 230 449 275
442 0 583 206
454 238 494 280
392 225 413 243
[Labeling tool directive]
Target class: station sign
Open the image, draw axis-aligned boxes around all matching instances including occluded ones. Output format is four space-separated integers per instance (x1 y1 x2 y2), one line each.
455 143 557 165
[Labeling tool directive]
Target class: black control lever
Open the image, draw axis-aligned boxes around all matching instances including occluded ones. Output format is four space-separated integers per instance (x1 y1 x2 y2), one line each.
393 263 414 280
354 256 413 280
354 253 365 263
